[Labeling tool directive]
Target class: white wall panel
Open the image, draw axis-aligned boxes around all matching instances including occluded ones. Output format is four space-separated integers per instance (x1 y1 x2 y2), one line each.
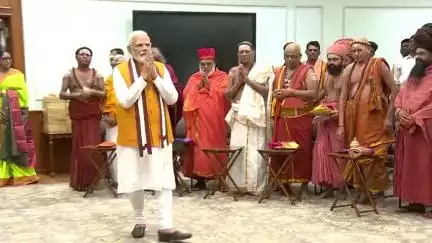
20 0 432 109
344 7 432 65
22 0 286 108
295 7 323 60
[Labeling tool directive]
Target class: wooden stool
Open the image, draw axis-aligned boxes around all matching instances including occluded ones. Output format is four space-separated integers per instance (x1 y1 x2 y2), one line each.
257 149 297 204
172 138 192 197
329 152 387 217
202 146 244 201
81 145 118 198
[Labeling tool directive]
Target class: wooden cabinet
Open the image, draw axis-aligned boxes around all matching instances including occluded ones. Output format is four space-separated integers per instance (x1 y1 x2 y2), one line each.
29 110 72 175
0 0 25 72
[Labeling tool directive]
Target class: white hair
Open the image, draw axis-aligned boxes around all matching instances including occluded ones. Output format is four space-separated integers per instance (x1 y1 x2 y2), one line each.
128 30 149 45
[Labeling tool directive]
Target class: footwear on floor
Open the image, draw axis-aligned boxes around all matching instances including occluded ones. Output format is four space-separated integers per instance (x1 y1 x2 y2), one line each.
131 224 146 238
158 229 192 242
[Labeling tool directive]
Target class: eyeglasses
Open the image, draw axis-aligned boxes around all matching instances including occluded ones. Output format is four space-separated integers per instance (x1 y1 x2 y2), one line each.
1 57 11 61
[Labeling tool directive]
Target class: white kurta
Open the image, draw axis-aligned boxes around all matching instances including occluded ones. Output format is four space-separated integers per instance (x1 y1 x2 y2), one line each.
105 126 118 183
113 59 178 193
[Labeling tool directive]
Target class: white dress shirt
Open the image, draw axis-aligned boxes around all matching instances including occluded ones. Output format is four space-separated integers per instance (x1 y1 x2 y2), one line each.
393 55 415 84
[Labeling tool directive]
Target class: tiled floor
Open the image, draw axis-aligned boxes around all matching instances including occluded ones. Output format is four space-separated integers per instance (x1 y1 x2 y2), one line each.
1 180 432 243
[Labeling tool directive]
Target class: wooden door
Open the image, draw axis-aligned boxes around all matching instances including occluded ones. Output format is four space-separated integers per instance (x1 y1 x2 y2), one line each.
0 0 25 72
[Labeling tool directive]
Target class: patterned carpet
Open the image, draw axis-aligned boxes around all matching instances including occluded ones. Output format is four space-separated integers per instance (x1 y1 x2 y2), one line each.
1 182 432 243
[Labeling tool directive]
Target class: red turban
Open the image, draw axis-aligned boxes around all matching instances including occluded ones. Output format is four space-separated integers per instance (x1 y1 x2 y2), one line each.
197 48 216 60
328 38 354 58
327 43 348 58
334 38 353 57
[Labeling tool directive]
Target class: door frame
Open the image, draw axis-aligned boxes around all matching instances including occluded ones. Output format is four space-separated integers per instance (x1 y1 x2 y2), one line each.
0 0 25 73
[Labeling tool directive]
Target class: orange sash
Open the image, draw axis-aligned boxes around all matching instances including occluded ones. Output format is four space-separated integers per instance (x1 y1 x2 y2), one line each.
271 64 311 119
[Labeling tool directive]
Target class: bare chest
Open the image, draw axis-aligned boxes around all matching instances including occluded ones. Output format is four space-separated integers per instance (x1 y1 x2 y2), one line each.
282 69 295 88
349 65 371 100
325 76 340 100
75 71 94 87
69 69 98 91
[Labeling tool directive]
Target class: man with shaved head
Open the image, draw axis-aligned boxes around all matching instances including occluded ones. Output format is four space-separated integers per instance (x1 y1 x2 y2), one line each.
312 38 353 198
224 41 273 195
113 30 191 241
270 42 318 197
337 38 397 202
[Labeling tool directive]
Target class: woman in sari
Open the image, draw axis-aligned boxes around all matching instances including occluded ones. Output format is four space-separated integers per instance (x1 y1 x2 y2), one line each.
0 51 39 187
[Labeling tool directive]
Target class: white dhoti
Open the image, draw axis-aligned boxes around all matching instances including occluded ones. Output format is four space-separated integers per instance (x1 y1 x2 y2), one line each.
105 125 118 183
225 63 274 195
228 116 267 194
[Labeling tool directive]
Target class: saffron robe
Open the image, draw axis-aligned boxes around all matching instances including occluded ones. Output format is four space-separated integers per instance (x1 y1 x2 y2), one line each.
103 74 116 121
306 59 327 91
0 68 39 187
394 66 432 205
225 63 273 194
103 73 118 182
183 69 230 178
312 99 345 188
271 64 317 183
343 58 394 192
113 58 177 193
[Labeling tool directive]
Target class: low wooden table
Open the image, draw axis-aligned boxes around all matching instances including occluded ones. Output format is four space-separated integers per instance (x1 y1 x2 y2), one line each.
172 138 192 197
202 146 244 201
329 152 387 217
43 132 72 177
81 145 118 198
257 148 298 204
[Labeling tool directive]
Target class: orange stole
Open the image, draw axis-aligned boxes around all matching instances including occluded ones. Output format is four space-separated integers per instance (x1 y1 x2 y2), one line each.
344 58 394 147
116 60 174 149
103 74 117 121
271 64 311 118
343 58 393 192
314 60 327 90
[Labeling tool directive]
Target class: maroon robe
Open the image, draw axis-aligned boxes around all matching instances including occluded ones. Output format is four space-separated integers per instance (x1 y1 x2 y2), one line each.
166 64 183 130
271 64 315 183
69 98 102 191
394 66 432 205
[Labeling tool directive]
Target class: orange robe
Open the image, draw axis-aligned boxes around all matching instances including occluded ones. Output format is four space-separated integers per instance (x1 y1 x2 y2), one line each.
182 70 230 178
103 74 116 123
271 64 316 183
343 58 394 192
307 59 327 91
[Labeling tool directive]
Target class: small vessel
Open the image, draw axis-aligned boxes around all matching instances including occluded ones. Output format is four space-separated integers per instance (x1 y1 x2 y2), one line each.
349 137 360 148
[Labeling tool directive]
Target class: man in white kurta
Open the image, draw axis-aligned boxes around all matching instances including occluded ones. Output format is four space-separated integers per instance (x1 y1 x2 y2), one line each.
224 41 273 195
113 30 191 242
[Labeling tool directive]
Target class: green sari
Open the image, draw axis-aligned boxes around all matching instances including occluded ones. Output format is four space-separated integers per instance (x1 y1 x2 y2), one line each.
0 68 39 187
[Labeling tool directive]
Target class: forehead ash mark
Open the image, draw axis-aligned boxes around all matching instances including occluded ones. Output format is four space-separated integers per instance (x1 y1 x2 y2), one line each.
1 52 11 58
78 49 92 55
238 44 253 52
